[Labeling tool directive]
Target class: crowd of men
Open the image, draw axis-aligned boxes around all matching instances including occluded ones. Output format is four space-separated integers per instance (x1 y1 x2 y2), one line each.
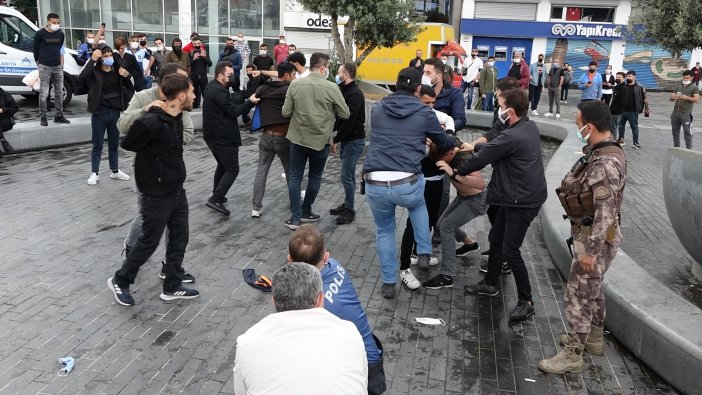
14 11 700 392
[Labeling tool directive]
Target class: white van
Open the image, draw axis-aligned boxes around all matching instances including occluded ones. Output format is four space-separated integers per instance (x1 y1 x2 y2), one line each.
0 6 85 105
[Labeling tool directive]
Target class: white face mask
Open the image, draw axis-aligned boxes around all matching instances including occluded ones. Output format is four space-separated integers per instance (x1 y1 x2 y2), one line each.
129 42 139 49
606 70 612 75
237 37 243 41
321 67 329 79
421 75 433 86
498 107 511 124
260 50 267 55
49 24 60 32
99 39 106 44
682 80 692 86
513 58 521 64
279 39 286 44
487 61 495 67
87 38 94 44
156 45 164 51
577 124 591 143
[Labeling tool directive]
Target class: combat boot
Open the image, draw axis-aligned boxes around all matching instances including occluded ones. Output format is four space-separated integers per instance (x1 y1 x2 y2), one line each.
1 138 13 154
537 342 585 374
560 325 605 356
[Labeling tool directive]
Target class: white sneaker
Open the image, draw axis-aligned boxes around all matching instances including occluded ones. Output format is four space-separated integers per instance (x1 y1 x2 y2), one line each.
251 208 262 218
532 110 539 116
110 170 131 181
409 255 439 266
563 100 568 104
556 113 561 119
87 173 99 185
544 113 553 117
300 191 306 198
400 269 421 290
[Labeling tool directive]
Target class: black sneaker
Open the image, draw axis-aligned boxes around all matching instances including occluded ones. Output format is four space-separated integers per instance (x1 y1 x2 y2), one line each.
159 261 195 283
284 219 301 230
301 213 321 223
509 300 535 321
479 263 512 274
464 280 499 296
480 249 490 256
336 209 355 224
382 283 395 299
54 115 71 124
422 274 454 289
160 285 200 301
456 242 480 256
633 142 641 149
108 277 135 306
206 199 230 216
330 203 347 215
40 116 48 126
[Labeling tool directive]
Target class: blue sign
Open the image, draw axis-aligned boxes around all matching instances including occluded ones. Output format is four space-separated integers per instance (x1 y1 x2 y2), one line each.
461 18 625 41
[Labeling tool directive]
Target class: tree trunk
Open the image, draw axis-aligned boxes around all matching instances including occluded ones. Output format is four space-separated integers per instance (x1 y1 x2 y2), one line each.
330 13 346 64
343 17 355 64
355 43 378 67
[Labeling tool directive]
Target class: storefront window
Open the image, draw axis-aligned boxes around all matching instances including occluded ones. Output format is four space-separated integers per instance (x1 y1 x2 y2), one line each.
134 0 164 32
263 0 280 37
39 0 67 24
67 1 100 29
102 0 132 31
192 0 229 35
165 0 179 33
231 0 262 36
552 6 615 23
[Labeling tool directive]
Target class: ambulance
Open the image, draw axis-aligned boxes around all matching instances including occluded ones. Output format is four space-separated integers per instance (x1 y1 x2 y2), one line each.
0 5 85 105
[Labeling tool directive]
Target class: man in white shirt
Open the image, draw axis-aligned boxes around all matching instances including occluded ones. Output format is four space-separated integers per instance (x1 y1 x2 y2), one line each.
233 262 368 394
462 48 483 110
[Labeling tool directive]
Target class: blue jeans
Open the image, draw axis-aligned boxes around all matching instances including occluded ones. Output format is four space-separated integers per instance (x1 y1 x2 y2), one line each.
288 143 330 222
366 175 430 284
90 106 120 173
619 112 639 144
481 92 495 112
339 139 365 210
463 81 475 109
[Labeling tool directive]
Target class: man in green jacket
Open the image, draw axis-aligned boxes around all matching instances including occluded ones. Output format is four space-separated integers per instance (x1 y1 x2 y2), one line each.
478 56 497 112
116 63 196 283
282 52 350 229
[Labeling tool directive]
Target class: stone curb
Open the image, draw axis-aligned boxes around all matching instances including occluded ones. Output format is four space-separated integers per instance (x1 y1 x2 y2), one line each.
464 109 702 395
3 111 204 152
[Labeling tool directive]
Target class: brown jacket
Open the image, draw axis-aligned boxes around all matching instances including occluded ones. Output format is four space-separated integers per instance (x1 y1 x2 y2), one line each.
164 50 190 74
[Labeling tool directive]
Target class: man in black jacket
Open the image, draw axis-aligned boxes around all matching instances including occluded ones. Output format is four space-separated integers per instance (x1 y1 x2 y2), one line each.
0 86 18 157
330 63 366 225
609 72 626 142
189 35 212 108
109 73 198 306
460 87 547 321
203 62 259 216
251 62 295 218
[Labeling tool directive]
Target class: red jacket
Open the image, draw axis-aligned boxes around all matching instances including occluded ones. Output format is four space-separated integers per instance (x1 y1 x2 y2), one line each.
182 42 206 54
273 44 289 64
518 61 530 90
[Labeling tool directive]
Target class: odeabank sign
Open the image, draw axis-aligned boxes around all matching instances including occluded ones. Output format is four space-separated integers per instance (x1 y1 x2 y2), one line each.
284 11 334 30
461 18 626 40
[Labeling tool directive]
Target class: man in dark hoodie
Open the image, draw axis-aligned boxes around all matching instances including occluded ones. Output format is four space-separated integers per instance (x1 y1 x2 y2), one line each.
363 67 455 299
251 62 296 218
203 62 259 216
109 73 198 306
330 63 366 225
460 87 547 321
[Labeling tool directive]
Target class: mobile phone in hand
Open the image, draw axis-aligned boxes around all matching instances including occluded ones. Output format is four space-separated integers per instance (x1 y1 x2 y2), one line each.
101 22 106 28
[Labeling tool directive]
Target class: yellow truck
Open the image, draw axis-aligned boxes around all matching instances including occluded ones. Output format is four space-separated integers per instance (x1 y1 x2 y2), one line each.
357 23 457 87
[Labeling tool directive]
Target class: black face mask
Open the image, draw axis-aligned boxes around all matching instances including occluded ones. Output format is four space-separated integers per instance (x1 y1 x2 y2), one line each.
471 54 477 58
538 59 544 63
173 46 181 52
589 67 596 72
139 40 146 46
194 45 201 50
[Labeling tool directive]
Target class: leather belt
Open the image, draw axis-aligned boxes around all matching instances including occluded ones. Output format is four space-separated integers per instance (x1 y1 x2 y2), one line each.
364 174 418 187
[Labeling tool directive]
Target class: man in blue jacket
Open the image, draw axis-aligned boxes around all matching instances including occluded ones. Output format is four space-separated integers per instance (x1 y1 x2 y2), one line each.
578 61 603 102
424 58 466 131
459 87 547 321
363 67 455 299
287 225 387 395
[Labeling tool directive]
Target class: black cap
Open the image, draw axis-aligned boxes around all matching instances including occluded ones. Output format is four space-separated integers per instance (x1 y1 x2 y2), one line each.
589 61 598 66
397 67 422 85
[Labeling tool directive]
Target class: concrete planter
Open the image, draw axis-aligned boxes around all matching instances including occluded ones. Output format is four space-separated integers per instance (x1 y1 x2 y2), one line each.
663 148 702 281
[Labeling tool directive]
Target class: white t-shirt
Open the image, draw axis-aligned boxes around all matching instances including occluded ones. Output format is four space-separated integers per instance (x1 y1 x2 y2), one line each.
433 109 455 132
462 57 484 83
234 308 368 395
295 68 310 79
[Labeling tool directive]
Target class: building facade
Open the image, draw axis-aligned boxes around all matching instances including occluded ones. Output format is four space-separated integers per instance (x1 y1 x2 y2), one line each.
459 0 702 89
36 0 293 66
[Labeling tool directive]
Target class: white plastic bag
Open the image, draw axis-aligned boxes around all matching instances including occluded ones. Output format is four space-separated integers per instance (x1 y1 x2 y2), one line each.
22 69 40 91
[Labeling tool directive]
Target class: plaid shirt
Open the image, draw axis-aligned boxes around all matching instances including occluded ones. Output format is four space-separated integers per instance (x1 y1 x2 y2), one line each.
233 41 251 63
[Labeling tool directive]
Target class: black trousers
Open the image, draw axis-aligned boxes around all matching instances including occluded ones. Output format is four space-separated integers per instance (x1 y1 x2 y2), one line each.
191 73 208 108
602 93 612 106
399 178 443 270
484 205 540 302
115 188 189 292
560 84 570 101
207 143 240 202
528 84 543 110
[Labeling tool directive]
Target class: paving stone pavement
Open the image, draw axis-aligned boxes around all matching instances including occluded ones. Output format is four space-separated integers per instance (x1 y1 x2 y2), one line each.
0 116 681 394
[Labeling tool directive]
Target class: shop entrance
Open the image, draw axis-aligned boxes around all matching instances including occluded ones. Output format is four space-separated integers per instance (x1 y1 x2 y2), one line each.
472 37 533 78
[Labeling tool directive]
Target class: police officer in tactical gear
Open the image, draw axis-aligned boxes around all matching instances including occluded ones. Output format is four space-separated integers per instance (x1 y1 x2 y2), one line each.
538 100 627 374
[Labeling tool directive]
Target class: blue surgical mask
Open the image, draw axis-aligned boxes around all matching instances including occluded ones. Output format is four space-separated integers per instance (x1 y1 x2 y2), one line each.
577 124 591 143
335 75 343 85
102 57 114 66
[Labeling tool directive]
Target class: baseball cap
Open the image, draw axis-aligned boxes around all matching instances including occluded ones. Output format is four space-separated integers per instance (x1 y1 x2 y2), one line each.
397 67 422 85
